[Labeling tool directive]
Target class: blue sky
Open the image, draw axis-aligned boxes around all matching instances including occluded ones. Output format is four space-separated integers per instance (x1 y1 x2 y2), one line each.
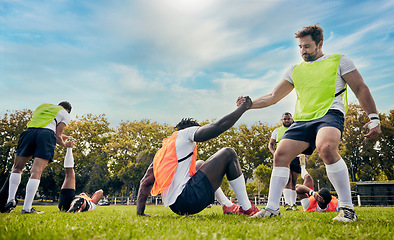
1 0 394 127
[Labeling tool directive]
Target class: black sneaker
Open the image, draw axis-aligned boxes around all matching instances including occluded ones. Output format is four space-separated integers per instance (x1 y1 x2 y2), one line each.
3 199 17 213
67 198 86 213
333 206 357 222
21 207 44 214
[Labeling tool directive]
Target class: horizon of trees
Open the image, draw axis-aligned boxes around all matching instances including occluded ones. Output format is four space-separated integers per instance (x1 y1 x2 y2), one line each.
0 103 393 200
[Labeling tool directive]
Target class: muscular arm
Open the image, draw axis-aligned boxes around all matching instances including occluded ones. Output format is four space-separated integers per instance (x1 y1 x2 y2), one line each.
193 96 252 142
136 163 156 216
250 79 294 109
343 70 381 138
55 123 74 148
268 138 276 156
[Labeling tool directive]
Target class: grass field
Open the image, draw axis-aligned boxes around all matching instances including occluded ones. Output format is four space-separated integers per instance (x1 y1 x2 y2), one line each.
0 205 393 239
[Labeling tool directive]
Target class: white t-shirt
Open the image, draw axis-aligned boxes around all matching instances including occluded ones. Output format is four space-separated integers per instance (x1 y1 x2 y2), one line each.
161 126 199 207
283 54 357 115
271 128 279 142
43 109 70 133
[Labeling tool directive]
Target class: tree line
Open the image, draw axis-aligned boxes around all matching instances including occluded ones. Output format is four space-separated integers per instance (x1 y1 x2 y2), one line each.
0 104 393 200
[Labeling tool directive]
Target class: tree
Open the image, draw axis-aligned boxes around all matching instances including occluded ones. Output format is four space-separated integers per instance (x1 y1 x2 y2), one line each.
253 164 272 195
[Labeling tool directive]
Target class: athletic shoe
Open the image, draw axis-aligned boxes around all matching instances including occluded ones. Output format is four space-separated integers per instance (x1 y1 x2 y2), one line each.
291 204 299 211
3 199 17 213
285 205 293 211
21 208 44 214
67 197 86 213
251 207 281 218
238 202 260 216
333 207 357 222
222 203 240 214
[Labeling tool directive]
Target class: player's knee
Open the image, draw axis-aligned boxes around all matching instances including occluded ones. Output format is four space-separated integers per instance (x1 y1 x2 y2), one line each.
316 144 336 159
220 147 237 160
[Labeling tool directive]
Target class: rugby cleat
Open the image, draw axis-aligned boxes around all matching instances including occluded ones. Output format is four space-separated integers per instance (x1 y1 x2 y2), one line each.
238 202 260 216
21 208 44 214
333 206 357 222
3 199 17 213
251 207 281 218
67 198 86 213
222 203 240 214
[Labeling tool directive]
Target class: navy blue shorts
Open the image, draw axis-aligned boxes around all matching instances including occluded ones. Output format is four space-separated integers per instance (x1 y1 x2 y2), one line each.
290 157 301 173
15 128 57 161
169 170 215 215
282 109 344 155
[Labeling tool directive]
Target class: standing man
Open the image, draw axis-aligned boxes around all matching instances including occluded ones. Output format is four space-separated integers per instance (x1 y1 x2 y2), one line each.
269 112 303 211
238 24 380 222
3 101 76 214
136 97 260 216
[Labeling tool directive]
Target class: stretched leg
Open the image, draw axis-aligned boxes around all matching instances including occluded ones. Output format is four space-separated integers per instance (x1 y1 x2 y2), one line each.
199 148 252 212
22 158 49 212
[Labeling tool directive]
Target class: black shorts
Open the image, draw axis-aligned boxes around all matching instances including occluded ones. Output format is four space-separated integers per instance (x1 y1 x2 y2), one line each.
282 109 344 155
15 128 57 161
58 189 76 211
169 171 215 215
290 157 301 174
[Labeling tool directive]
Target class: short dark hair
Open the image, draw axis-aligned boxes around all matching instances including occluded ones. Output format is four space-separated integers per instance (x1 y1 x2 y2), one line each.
58 101 72 113
295 24 323 46
175 118 200 131
318 188 332 205
282 112 292 118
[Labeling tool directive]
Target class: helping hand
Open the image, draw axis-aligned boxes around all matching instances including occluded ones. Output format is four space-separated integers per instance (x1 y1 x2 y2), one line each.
362 122 381 139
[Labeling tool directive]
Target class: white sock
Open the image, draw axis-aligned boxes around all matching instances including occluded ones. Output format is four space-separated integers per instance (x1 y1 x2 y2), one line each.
325 158 354 210
215 187 233 207
301 165 308 179
292 190 297 206
228 174 251 210
7 173 21 203
266 167 290 211
282 188 292 205
64 148 74 168
22 179 40 211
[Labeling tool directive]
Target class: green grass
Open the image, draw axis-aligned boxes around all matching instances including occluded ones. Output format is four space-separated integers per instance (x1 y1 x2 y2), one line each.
1 205 393 239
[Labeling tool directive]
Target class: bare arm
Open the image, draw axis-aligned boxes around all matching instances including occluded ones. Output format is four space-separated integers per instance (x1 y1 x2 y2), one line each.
193 96 252 142
136 163 156 216
250 79 294 109
268 138 276 156
343 70 381 138
55 123 75 148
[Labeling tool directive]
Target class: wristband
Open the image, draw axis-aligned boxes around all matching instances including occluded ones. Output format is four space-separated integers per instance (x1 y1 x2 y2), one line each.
308 190 314 197
368 113 380 129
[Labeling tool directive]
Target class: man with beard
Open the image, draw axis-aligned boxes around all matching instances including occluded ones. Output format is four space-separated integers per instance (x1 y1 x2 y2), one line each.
238 24 380 222
269 112 303 211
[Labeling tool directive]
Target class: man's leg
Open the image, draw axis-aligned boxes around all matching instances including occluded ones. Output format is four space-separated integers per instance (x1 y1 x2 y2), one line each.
91 190 104 205
4 156 31 211
196 159 236 209
22 158 49 212
198 148 253 212
316 127 356 221
266 139 308 211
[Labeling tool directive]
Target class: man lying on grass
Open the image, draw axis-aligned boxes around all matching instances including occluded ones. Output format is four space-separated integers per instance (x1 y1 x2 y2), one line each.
58 148 103 213
296 173 338 212
136 96 260 216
